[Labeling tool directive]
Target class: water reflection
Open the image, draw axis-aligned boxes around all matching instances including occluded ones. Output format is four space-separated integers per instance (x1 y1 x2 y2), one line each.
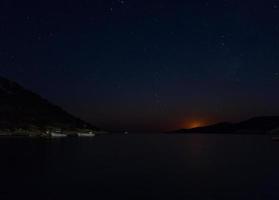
0 134 277 199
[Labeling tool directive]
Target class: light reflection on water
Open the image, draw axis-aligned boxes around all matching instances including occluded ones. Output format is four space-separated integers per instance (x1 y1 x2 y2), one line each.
0 134 277 199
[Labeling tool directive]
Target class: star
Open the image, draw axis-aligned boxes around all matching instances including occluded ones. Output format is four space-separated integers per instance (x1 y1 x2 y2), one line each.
154 92 161 104
219 42 226 48
220 35 225 38
48 32 54 38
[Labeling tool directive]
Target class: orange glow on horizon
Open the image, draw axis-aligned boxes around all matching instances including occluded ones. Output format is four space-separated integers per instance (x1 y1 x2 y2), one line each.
182 119 208 129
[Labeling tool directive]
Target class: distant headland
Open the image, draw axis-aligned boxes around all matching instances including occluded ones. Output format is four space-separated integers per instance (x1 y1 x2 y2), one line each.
170 116 279 134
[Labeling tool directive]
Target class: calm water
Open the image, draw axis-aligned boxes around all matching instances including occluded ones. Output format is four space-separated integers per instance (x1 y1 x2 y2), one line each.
0 134 278 200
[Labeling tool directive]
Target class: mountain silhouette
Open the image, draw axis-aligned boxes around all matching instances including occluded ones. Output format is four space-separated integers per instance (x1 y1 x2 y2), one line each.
173 116 279 134
0 76 98 133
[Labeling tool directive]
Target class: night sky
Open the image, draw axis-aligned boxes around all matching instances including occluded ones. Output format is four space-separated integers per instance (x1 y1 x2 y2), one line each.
0 0 279 131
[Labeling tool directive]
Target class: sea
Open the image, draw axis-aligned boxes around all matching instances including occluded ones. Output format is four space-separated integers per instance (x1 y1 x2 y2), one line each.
0 134 278 200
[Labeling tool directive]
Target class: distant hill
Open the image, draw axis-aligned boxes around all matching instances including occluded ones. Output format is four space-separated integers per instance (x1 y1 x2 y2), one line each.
0 76 99 133
172 116 279 134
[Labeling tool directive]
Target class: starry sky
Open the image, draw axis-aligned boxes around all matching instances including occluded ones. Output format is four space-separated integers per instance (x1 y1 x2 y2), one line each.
0 0 279 131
